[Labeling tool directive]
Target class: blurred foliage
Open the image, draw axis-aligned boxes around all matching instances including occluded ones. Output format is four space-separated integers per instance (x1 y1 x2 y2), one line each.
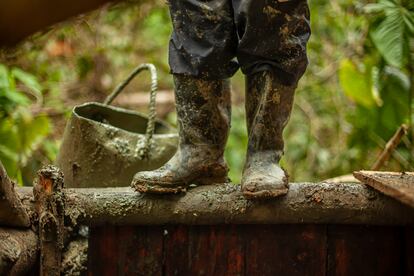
0 0 412 185
0 64 51 183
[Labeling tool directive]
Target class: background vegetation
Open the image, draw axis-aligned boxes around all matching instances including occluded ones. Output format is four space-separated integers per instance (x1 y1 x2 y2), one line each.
0 0 413 185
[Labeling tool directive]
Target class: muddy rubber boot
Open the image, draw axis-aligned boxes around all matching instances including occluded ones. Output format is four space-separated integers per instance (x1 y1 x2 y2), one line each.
241 71 296 199
131 75 231 194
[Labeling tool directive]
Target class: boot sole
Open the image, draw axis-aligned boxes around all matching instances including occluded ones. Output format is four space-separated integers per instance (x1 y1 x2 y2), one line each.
132 175 229 195
242 187 289 200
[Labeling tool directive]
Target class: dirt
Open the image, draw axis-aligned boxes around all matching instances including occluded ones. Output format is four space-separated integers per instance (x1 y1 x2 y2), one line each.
62 238 88 276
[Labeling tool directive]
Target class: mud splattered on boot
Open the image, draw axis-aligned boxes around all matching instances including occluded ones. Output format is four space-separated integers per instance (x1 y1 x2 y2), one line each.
242 71 296 199
132 75 231 194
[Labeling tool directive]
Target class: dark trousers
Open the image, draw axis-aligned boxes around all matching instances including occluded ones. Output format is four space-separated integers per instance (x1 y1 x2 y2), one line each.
168 0 311 84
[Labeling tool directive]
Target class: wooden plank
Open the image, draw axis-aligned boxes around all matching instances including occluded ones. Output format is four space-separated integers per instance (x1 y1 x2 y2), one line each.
163 225 189 275
87 224 411 275
354 170 414 208
327 225 403 276
88 226 118 276
405 227 414 276
88 226 163 276
244 225 326 276
164 225 244 276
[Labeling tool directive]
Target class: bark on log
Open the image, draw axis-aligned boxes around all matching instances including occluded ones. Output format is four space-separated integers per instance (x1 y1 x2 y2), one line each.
0 227 38 276
62 238 88 276
0 161 31 228
16 182 414 226
33 166 65 276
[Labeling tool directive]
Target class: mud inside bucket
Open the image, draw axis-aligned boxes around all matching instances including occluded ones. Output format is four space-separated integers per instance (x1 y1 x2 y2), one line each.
56 64 178 188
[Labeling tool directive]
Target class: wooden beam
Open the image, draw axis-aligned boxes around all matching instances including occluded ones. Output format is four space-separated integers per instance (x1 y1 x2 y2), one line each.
16 182 414 226
0 161 31 228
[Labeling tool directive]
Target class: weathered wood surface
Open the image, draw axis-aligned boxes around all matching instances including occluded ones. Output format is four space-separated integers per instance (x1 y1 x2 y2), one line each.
15 181 414 226
354 171 414 208
327 225 403 276
406 227 414 276
244 225 326 275
88 226 164 276
0 161 31 228
0 227 38 276
33 166 66 276
88 224 412 276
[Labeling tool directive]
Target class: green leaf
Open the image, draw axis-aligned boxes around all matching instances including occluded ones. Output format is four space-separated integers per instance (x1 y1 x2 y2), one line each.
0 64 9 89
0 144 19 162
363 3 388 14
368 0 414 68
3 89 31 106
370 8 405 67
11 68 43 96
402 9 414 34
339 59 377 108
19 114 51 159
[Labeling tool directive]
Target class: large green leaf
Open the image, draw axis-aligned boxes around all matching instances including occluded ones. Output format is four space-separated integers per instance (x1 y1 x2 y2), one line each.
368 0 414 68
339 59 378 108
371 10 405 67
378 67 410 134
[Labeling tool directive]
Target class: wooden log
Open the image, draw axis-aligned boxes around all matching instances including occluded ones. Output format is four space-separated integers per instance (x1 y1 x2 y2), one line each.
62 238 88 276
33 165 66 276
0 161 31 228
0 227 38 276
16 182 414 226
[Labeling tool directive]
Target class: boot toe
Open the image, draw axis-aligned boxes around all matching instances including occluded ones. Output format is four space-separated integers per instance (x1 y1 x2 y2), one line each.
241 167 289 199
131 170 183 193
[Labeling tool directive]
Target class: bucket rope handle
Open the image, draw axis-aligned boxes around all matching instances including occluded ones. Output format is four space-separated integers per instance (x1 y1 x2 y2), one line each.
104 63 158 159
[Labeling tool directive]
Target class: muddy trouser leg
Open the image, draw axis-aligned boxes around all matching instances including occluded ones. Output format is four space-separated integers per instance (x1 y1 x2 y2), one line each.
233 0 311 198
168 0 239 79
132 0 238 194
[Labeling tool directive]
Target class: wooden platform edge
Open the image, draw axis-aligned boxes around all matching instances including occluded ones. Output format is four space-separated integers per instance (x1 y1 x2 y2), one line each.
16 181 414 226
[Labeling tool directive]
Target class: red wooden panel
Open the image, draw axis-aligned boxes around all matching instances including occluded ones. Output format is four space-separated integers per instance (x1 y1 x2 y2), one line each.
87 224 408 275
88 226 163 276
164 225 244 276
327 225 403 276
88 226 118 276
406 226 414 276
244 224 327 276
